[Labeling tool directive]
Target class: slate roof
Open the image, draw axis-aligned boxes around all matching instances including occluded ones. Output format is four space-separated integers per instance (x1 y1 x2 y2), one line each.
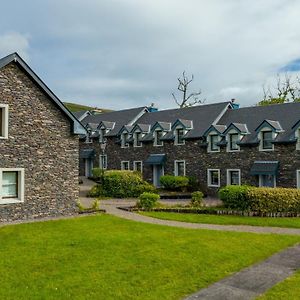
73 110 90 121
81 106 147 136
0 52 86 135
135 102 231 139
217 102 300 144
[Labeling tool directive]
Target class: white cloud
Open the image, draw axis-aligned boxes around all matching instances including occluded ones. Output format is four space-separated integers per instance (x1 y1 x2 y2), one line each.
0 32 30 61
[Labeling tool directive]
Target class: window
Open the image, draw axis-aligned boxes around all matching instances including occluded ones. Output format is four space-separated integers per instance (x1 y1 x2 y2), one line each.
174 160 186 176
207 169 220 187
121 161 130 170
227 169 241 185
99 128 106 143
297 170 300 189
209 134 219 152
121 133 129 148
99 155 107 170
261 130 273 150
0 104 8 139
0 168 24 204
296 129 300 150
228 133 239 151
154 130 164 146
133 161 143 173
175 128 185 145
134 132 142 147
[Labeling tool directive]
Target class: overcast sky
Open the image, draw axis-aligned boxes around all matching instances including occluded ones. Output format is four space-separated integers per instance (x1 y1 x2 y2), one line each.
1 0 300 110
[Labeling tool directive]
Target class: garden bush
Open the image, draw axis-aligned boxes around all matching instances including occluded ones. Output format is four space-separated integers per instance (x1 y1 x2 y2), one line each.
248 187 300 213
92 168 103 180
87 184 103 197
160 175 189 191
190 191 204 207
137 192 160 210
219 185 300 213
101 170 155 198
218 185 252 210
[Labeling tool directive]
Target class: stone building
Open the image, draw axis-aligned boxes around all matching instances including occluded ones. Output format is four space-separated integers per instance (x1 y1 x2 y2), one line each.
0 53 86 222
79 95 300 195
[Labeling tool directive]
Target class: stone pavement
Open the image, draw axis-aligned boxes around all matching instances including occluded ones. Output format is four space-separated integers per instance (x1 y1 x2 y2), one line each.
185 243 300 300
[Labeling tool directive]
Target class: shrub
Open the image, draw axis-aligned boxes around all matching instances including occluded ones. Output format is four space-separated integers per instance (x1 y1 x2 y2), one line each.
248 187 300 213
87 184 103 198
91 199 101 210
92 168 104 180
190 191 204 207
187 176 200 192
218 185 252 210
101 170 155 198
137 192 160 210
160 175 189 191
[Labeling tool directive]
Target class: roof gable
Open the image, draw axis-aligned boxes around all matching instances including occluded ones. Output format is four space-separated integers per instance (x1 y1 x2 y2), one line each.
0 52 86 135
223 123 249 135
255 119 284 133
171 118 193 129
203 124 226 137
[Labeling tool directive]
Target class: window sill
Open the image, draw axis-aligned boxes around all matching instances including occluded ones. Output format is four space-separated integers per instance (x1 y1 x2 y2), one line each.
0 136 8 140
0 198 23 205
208 184 220 188
153 144 164 147
259 148 274 152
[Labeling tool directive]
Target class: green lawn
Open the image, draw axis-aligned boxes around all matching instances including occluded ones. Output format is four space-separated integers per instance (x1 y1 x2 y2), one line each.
257 270 300 299
1 214 300 300
141 211 300 228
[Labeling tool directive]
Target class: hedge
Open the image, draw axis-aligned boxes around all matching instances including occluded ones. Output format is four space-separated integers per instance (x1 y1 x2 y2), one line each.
89 170 156 198
219 185 300 213
160 175 189 191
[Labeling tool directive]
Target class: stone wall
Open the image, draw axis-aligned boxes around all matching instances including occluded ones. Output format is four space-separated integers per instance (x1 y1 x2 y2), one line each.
80 134 300 195
0 63 79 222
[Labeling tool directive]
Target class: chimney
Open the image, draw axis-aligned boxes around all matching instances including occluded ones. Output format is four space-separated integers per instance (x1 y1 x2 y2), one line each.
231 98 240 109
147 103 158 112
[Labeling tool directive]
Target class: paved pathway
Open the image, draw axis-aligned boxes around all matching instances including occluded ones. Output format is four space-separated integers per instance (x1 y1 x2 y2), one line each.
185 243 300 300
101 203 300 236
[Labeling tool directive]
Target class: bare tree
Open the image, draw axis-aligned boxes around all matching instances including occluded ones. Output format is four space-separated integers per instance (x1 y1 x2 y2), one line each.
259 73 300 106
172 72 205 108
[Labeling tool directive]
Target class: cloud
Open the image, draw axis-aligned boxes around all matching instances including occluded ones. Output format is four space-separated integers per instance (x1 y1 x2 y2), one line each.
1 1 300 109
0 32 30 61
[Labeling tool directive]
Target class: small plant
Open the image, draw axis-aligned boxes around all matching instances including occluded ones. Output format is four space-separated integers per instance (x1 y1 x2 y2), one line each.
76 200 85 212
91 199 100 210
190 191 204 207
160 175 189 191
87 185 103 198
137 192 160 210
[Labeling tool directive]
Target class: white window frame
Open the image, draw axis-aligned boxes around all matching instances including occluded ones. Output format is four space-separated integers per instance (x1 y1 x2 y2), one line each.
133 131 143 148
297 170 300 188
99 128 107 144
0 168 25 204
154 129 164 147
99 154 107 170
207 132 220 153
226 169 241 185
174 160 186 176
258 174 276 188
226 130 240 152
133 161 143 173
174 127 186 145
296 128 300 151
0 104 8 139
259 127 275 151
207 169 220 187
121 161 130 170
121 133 129 148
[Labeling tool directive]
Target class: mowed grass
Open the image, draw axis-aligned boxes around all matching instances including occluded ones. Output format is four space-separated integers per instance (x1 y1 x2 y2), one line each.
1 215 300 300
258 270 300 299
141 211 300 228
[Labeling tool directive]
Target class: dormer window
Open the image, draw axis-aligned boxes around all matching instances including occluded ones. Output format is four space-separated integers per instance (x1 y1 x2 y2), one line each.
0 104 8 139
134 132 142 147
175 128 185 145
85 130 92 144
99 128 106 143
296 128 300 150
121 133 129 148
209 134 219 152
228 133 239 151
154 130 164 146
261 130 273 150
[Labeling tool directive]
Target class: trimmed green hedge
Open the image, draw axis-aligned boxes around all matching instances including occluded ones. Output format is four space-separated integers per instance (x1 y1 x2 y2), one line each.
160 175 189 191
219 185 300 213
137 192 160 210
89 170 156 198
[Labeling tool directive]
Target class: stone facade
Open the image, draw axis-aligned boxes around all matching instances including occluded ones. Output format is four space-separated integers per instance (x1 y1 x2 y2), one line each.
80 135 300 195
0 63 79 222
